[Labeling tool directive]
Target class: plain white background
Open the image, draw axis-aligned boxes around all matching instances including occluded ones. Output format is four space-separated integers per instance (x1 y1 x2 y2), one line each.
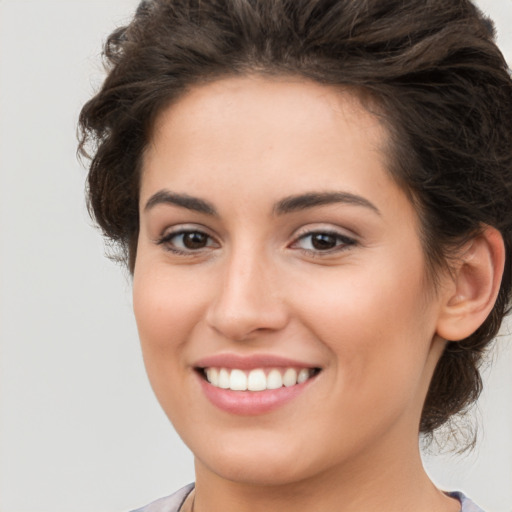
0 1 511 511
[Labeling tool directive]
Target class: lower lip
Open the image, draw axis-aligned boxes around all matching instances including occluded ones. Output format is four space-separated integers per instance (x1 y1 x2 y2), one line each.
197 373 316 415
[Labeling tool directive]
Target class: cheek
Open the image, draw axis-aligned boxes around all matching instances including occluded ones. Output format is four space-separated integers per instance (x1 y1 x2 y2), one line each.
290 252 435 399
132 262 208 397
133 263 207 346
295 258 429 339
131 267 208 432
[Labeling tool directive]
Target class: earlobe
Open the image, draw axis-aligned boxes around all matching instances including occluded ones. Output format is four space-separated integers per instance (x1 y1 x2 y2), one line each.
436 226 505 342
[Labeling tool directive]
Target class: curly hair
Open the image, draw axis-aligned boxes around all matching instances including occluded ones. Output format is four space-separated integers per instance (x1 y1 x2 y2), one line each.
78 0 512 436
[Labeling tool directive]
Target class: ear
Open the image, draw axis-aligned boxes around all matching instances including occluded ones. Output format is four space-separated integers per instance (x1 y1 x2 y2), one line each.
436 226 505 342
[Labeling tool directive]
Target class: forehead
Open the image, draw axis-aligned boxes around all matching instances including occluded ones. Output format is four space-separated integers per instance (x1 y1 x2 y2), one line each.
152 75 379 131
141 75 408 219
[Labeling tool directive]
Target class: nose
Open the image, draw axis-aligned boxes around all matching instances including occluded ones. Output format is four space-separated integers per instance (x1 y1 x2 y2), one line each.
205 248 289 341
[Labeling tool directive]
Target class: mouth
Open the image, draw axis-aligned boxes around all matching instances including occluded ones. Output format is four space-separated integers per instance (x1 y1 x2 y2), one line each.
196 366 321 392
194 356 323 414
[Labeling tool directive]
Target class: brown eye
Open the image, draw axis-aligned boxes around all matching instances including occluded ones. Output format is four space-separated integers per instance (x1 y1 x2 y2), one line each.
310 233 338 250
157 229 218 254
182 232 209 249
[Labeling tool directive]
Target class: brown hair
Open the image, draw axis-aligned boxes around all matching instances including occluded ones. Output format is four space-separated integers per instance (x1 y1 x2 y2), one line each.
78 0 512 438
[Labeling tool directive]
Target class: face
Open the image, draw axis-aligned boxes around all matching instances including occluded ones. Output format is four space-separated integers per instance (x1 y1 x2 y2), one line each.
133 76 448 486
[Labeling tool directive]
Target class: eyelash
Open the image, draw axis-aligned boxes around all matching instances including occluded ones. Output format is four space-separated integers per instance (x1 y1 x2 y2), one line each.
156 229 218 256
292 230 357 256
156 228 357 256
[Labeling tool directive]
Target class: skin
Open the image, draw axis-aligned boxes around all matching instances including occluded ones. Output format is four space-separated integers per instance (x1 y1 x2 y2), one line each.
133 75 465 512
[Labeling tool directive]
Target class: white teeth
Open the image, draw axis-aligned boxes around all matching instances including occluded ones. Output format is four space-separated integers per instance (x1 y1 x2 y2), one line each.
283 368 298 387
229 369 247 391
204 367 316 391
205 368 219 387
297 368 309 384
247 369 267 391
266 369 283 389
218 368 230 389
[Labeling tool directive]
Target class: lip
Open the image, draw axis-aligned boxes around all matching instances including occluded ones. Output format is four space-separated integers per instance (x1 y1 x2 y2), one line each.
193 353 321 415
193 353 319 370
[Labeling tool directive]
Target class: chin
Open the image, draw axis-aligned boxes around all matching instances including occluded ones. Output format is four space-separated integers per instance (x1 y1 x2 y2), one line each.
191 429 335 487
200 452 315 487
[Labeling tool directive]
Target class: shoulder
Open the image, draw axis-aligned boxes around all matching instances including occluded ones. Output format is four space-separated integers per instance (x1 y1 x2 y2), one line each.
130 484 195 512
447 491 486 512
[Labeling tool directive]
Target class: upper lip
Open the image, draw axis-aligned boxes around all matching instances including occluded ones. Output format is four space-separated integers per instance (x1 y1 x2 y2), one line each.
193 353 321 370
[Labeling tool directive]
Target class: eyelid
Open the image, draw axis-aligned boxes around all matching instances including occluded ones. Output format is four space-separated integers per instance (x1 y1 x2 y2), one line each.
156 223 215 240
292 223 358 241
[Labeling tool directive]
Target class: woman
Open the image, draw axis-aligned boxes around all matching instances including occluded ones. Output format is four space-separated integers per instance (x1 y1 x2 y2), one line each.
78 1 512 511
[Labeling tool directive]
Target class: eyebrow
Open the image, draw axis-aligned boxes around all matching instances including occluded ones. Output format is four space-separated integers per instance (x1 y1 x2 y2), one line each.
144 189 380 217
144 190 218 215
273 191 380 216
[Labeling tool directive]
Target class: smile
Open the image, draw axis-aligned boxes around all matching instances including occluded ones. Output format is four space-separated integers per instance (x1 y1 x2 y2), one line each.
201 367 319 391
193 355 322 414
